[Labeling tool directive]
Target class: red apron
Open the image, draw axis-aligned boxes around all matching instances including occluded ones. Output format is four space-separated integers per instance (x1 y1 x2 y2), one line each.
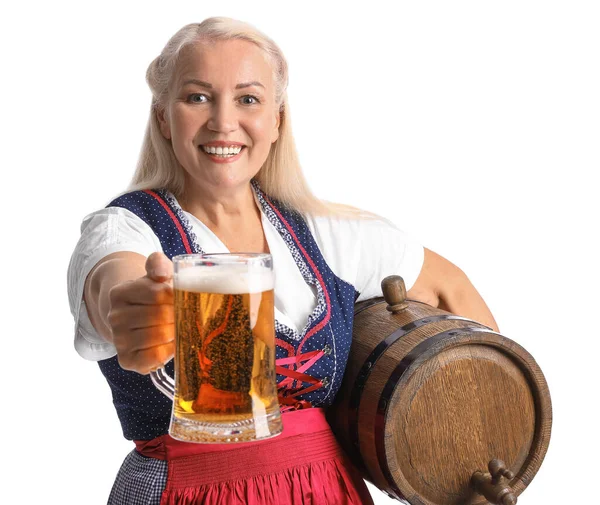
135 408 373 505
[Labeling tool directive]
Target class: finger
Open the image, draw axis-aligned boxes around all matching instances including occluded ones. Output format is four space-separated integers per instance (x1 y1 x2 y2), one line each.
130 304 175 329
117 341 175 375
111 277 174 305
145 252 174 283
109 304 174 331
112 322 174 352
128 324 175 352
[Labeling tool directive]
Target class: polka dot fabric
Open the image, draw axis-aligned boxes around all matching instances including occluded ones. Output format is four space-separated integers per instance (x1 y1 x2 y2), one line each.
253 182 359 408
99 185 359 440
98 189 203 440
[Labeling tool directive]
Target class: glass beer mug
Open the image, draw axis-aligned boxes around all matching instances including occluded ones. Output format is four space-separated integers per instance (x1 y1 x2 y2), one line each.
150 253 283 443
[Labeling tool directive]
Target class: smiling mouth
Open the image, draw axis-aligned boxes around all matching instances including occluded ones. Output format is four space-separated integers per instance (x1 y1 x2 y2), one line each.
200 145 246 158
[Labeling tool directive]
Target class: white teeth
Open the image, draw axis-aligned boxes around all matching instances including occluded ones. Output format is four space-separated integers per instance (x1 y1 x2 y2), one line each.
202 145 243 155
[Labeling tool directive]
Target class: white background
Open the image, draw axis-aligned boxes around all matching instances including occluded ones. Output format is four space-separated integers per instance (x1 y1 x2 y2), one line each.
1 1 598 503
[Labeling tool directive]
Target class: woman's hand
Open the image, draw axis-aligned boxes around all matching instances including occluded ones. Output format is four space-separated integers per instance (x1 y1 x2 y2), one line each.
107 253 175 374
407 248 500 332
84 251 175 374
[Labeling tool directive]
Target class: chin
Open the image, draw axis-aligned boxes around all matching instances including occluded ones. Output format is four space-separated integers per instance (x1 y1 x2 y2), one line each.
207 173 254 192
184 162 259 193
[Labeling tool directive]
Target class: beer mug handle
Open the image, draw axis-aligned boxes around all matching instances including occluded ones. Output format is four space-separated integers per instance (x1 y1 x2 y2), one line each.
150 367 175 400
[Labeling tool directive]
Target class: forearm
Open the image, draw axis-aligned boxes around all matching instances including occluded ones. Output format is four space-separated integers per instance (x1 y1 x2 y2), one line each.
437 275 499 332
83 252 147 343
407 248 500 332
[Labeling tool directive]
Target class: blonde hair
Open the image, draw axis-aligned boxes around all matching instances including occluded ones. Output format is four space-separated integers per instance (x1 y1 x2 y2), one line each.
128 17 370 218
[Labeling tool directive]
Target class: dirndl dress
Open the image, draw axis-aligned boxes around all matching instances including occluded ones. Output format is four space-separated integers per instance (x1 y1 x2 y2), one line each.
98 182 374 504
110 408 373 505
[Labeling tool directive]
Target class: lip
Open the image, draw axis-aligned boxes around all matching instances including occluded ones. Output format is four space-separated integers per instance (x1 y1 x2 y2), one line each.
201 141 246 147
199 145 246 164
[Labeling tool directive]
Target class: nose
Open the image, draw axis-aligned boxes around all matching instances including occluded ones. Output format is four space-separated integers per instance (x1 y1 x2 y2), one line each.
207 98 239 133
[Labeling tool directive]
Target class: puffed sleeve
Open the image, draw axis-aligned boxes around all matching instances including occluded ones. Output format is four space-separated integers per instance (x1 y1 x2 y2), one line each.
305 213 424 302
67 207 162 361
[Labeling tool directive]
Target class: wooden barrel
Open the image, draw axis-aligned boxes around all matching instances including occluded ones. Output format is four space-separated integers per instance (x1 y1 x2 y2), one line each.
328 276 552 505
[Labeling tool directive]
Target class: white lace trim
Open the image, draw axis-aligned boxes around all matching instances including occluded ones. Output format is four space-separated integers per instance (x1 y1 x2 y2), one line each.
251 181 328 342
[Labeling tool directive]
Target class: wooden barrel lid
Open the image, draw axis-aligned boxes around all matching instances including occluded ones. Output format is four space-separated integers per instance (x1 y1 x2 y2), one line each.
375 277 552 505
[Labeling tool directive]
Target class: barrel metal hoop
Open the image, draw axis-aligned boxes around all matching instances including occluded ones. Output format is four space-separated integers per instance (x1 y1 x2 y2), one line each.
348 315 471 459
353 297 432 316
353 297 386 315
374 326 500 500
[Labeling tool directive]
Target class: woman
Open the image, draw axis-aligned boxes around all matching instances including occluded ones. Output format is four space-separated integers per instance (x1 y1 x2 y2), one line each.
67 17 498 505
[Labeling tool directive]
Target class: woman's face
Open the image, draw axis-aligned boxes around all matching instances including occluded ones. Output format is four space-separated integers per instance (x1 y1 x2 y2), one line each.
158 39 280 195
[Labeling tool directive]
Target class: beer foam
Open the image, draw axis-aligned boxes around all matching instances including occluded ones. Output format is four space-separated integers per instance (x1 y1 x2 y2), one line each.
175 264 274 294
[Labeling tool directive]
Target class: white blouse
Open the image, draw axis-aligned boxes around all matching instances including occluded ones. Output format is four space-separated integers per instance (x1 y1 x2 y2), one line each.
67 193 424 361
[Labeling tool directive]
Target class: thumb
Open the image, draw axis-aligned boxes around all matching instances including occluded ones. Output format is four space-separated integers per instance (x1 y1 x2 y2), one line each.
145 252 174 282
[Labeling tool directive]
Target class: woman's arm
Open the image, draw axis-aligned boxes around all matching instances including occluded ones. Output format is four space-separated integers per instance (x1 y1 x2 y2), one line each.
83 251 175 373
84 251 148 343
407 248 500 332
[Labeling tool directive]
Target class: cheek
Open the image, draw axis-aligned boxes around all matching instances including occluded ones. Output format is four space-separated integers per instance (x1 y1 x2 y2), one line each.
174 117 196 138
170 107 199 138
249 114 276 144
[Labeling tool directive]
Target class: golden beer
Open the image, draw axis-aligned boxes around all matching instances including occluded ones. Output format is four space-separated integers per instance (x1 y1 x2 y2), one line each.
169 255 282 443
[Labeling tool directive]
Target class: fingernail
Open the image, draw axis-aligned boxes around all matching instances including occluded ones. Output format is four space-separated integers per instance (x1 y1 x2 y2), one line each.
152 268 168 278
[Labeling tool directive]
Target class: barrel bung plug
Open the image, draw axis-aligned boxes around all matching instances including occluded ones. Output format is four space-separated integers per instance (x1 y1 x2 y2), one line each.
382 275 409 313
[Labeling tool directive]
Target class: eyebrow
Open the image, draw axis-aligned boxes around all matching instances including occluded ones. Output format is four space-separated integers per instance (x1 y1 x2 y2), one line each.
181 79 265 90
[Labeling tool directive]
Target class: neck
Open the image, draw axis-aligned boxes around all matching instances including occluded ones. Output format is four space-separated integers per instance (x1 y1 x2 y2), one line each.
178 182 259 229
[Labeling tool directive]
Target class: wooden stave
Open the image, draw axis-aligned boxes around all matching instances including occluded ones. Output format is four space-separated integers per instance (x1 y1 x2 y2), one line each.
328 298 552 505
